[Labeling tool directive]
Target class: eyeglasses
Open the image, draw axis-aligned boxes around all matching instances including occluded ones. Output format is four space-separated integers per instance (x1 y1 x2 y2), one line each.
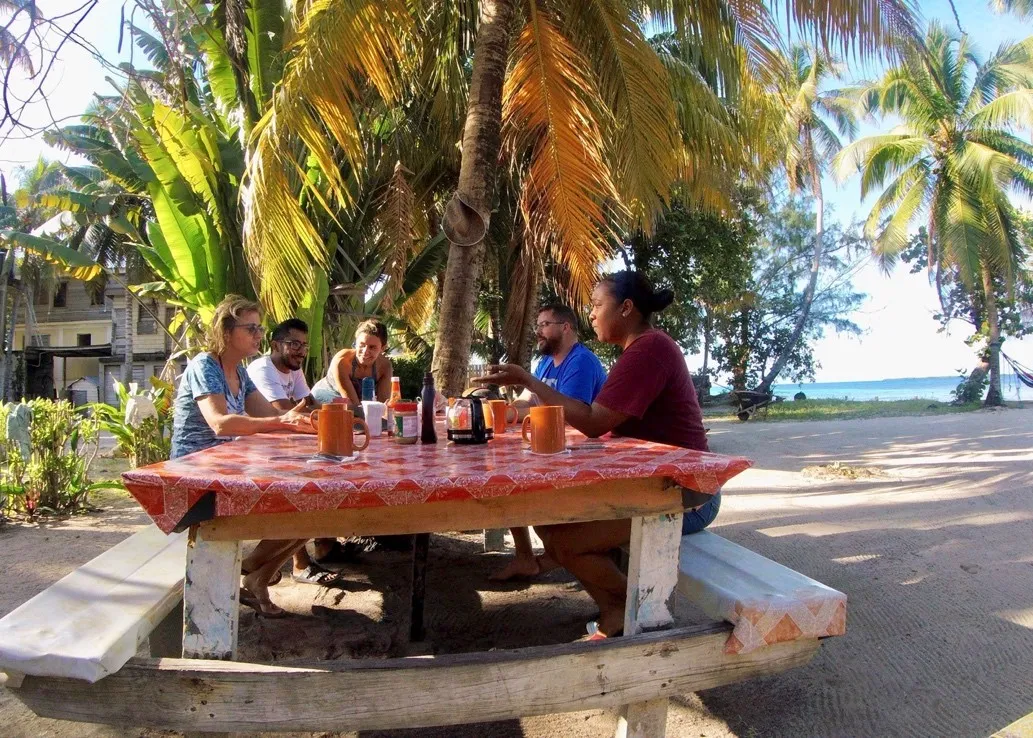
278 339 309 353
535 320 565 330
234 322 265 337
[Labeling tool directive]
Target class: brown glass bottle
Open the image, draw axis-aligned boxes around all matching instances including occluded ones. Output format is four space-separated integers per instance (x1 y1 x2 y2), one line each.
420 371 438 443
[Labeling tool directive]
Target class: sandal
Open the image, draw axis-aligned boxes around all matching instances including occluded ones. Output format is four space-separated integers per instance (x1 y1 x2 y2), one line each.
292 564 344 586
579 621 623 642
239 588 288 618
241 565 282 586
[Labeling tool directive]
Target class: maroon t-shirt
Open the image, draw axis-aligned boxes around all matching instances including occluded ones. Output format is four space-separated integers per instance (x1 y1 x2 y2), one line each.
594 330 708 451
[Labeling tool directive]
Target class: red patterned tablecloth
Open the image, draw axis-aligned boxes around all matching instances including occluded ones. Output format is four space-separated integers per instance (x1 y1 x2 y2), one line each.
124 427 752 534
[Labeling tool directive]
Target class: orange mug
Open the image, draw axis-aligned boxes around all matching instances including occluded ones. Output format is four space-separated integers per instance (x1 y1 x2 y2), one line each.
309 404 369 457
521 405 566 454
488 399 519 434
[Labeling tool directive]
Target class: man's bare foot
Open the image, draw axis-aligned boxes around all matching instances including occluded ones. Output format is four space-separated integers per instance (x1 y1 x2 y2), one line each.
489 553 560 582
595 610 626 638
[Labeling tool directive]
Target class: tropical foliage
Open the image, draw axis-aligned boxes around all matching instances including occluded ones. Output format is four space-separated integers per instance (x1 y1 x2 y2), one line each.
91 377 175 468
0 399 115 517
712 194 867 390
835 23 1033 405
238 0 920 394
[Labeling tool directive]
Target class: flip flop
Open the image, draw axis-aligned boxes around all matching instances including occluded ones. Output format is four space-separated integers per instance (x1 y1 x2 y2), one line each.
241 565 282 586
239 588 288 618
579 621 623 642
291 564 344 586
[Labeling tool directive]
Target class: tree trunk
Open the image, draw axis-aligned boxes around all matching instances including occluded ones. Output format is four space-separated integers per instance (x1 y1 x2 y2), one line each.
431 0 516 397
981 265 1004 407
758 156 824 394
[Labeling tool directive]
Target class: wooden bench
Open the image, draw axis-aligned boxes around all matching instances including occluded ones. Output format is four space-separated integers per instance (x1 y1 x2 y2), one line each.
1 527 844 734
676 530 847 654
0 524 187 685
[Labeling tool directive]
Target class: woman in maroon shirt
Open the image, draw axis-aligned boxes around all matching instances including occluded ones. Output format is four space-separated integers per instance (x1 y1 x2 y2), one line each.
476 270 717 638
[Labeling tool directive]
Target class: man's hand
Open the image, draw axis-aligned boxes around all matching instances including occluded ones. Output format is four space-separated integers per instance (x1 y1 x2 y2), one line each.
280 400 317 434
473 364 533 389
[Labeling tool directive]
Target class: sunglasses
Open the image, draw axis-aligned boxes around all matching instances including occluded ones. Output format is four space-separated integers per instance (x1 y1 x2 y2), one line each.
234 322 265 337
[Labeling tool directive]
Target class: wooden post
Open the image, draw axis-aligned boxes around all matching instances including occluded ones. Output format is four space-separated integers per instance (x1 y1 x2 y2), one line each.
616 512 682 738
483 528 506 552
409 533 430 642
182 525 241 661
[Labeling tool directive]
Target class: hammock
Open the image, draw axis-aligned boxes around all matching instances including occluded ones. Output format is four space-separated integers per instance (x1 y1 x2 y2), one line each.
1002 352 1033 389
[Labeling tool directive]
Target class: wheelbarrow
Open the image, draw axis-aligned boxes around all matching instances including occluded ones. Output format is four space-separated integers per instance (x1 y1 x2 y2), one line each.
729 390 776 421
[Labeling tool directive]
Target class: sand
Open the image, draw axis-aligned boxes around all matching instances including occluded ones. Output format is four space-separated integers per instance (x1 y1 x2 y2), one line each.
1 406 1031 737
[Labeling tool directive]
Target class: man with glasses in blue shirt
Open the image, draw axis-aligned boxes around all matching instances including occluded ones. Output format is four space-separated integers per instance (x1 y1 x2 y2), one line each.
491 304 607 581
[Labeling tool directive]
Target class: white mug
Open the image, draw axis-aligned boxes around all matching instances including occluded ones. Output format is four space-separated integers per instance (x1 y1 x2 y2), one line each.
361 401 385 437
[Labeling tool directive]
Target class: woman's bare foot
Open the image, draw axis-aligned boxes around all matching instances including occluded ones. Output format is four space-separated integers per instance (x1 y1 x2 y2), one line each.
240 571 286 617
489 553 560 582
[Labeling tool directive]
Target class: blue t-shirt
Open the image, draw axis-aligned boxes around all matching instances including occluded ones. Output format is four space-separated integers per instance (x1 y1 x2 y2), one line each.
170 353 258 459
533 342 607 405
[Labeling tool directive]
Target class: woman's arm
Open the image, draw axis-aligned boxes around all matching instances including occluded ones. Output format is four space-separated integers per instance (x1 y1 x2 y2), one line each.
376 358 393 402
199 394 313 436
329 350 361 406
245 389 287 418
473 364 628 438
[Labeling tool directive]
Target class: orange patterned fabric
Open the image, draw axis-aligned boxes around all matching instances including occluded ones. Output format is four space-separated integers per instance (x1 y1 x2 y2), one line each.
123 427 752 534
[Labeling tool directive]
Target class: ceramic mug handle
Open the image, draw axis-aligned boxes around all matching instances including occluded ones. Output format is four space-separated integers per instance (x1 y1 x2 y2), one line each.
521 414 532 443
352 418 370 451
308 409 320 431
506 404 519 426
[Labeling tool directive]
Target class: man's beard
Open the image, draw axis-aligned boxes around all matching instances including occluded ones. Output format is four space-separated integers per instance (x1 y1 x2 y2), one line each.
537 336 560 356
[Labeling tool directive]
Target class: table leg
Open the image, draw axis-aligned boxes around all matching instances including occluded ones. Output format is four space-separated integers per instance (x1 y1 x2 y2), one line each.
409 533 430 642
615 512 682 738
182 525 242 660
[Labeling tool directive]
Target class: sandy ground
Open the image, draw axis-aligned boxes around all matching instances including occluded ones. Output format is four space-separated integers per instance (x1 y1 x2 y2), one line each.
1 407 1032 738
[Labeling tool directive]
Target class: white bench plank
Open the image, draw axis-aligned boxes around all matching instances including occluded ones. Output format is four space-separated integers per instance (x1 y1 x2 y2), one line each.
677 530 847 654
0 524 187 683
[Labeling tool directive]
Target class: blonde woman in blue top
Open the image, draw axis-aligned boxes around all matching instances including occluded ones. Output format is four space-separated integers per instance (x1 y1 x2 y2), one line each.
171 295 313 617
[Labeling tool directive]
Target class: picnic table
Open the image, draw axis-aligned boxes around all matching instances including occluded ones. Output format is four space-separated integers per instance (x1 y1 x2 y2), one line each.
2 423 847 737
118 423 750 734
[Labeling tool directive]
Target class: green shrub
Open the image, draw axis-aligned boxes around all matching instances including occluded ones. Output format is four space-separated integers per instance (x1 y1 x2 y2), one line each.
90 378 174 468
1 399 114 517
392 354 431 400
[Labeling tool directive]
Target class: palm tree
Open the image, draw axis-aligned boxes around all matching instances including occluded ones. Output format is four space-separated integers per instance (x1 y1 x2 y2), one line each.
243 0 920 395
835 23 1033 405
757 45 856 394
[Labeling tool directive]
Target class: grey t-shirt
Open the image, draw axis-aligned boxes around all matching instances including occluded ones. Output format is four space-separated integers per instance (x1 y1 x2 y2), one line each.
170 353 257 459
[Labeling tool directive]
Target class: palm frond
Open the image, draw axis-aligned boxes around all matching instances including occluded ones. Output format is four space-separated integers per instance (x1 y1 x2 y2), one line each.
567 0 680 230
503 3 620 306
243 0 412 320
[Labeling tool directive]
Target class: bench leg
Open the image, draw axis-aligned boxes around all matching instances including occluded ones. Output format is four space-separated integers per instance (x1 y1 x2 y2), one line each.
615 512 681 738
182 524 241 661
149 601 184 658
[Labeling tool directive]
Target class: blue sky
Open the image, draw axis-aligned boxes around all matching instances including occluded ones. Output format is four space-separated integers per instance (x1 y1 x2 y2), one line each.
1 0 1032 382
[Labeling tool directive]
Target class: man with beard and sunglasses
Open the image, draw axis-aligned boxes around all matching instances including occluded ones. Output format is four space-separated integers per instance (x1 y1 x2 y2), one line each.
490 304 607 582
248 318 345 586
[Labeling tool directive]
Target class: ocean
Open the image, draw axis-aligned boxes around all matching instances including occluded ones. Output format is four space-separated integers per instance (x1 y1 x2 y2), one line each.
769 375 1029 403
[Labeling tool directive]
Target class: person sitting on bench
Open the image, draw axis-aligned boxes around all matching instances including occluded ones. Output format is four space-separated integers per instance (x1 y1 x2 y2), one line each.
491 303 607 582
475 271 718 639
171 296 314 618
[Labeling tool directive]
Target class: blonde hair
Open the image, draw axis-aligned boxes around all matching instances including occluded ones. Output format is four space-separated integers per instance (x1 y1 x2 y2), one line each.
206 295 262 355
355 318 388 347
